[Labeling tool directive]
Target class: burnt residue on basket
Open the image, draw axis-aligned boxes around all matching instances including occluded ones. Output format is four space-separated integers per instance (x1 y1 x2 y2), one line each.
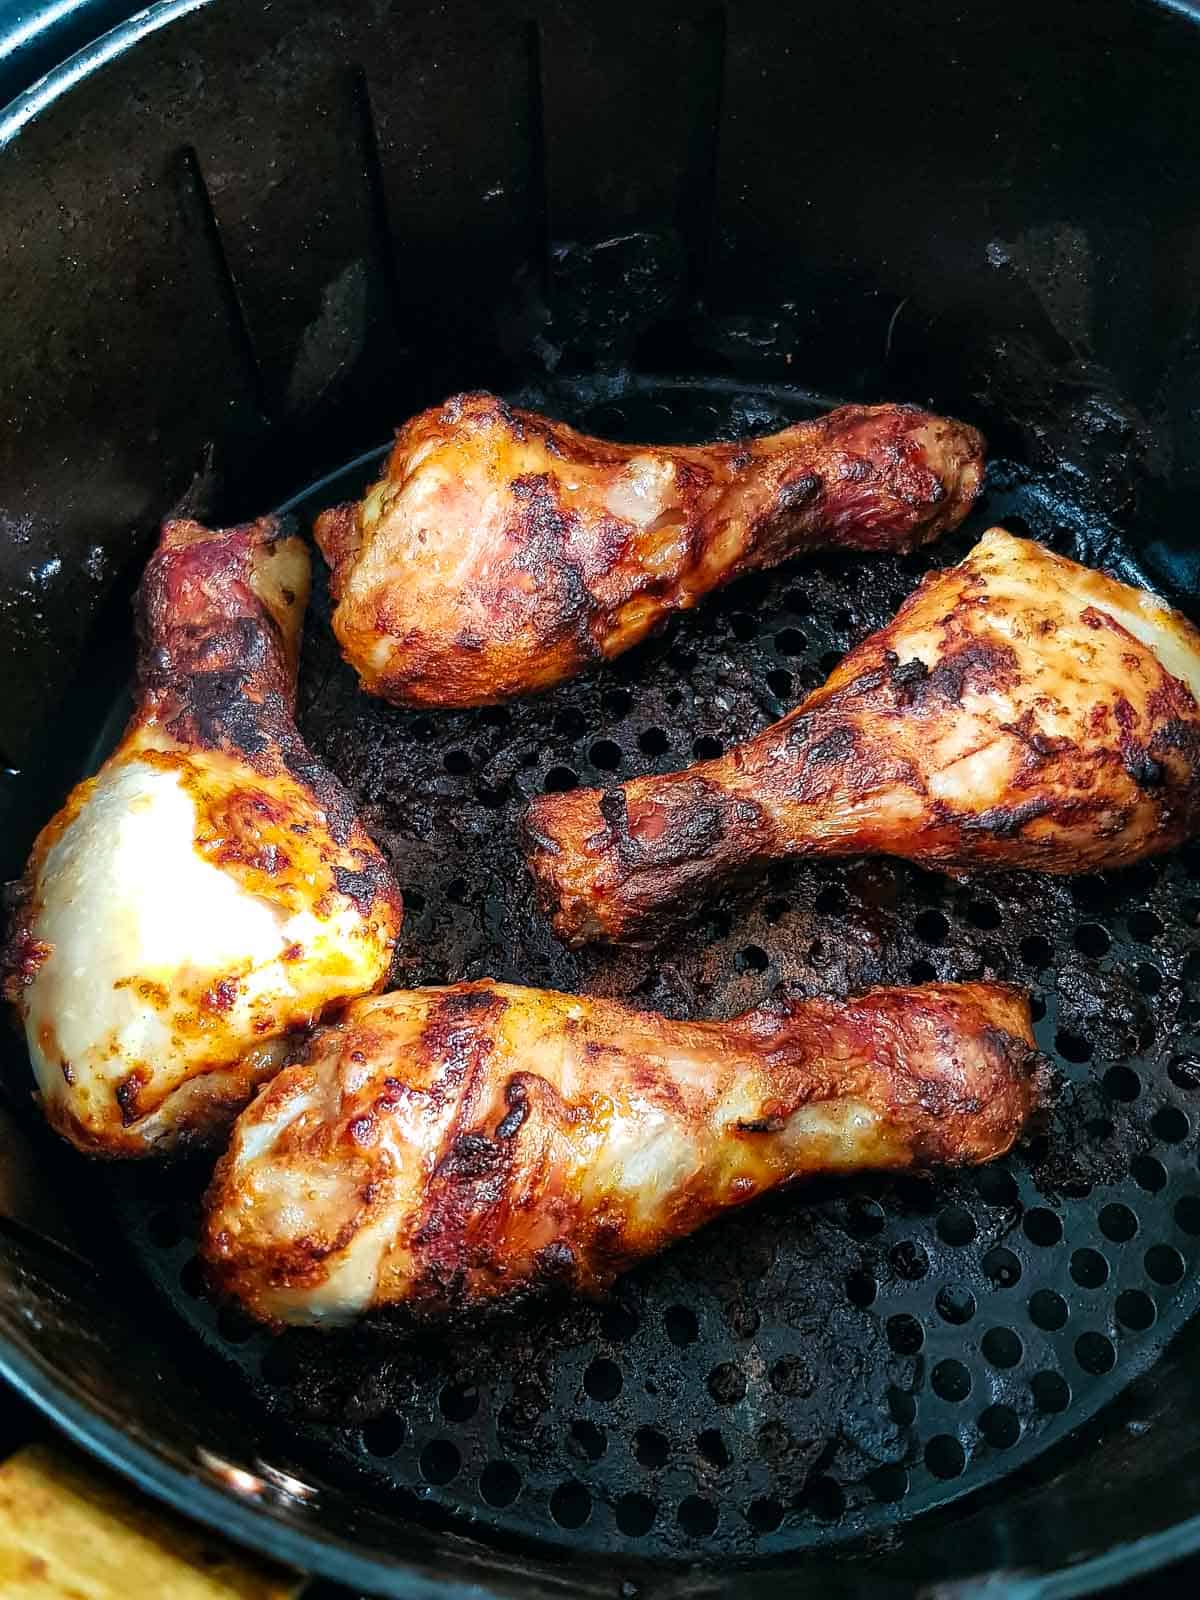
104 381 1200 1562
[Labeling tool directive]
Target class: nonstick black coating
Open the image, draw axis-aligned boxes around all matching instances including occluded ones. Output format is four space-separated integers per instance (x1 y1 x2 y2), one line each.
96 375 1200 1564
3 0 1200 1593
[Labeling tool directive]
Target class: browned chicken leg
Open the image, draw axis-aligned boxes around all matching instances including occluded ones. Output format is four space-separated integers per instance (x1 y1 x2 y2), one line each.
526 529 1200 945
314 391 984 707
202 978 1038 1326
4 518 403 1155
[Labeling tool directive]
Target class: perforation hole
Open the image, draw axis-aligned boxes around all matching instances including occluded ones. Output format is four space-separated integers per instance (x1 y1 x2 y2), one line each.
444 749 471 775
775 628 807 656
1099 1204 1138 1243
802 1477 845 1522
886 1315 924 1356
757 1421 791 1461
569 1420 606 1461
982 1327 1023 1369
693 736 723 760
363 1417 405 1457
770 1354 815 1395
747 1497 784 1531
966 896 1001 930
1127 909 1163 942
616 1494 656 1536
584 1358 622 1402
1029 1290 1068 1332
1133 1155 1168 1192
1032 1372 1071 1413
1103 1066 1141 1103
931 1360 972 1403
1175 1197 1200 1236
179 1257 207 1300
678 1495 719 1536
846 1197 886 1238
696 1429 731 1469
980 1405 1021 1449
1072 922 1110 957
420 1440 461 1485
1021 935 1054 968
937 1206 977 1246
665 1305 699 1345
480 1461 521 1506
542 765 578 793
914 909 949 945
1023 1208 1063 1247
869 1465 909 1503
1152 1107 1189 1144
589 739 622 771
735 944 769 973
1075 1333 1116 1375
550 1481 591 1528
766 669 793 699
1070 1249 1109 1289
936 1285 976 1325
814 883 847 917
707 1363 746 1404
599 1301 639 1342
975 1167 1019 1208
439 1383 479 1422
1055 1030 1093 1064
601 687 632 718
635 1427 669 1469
889 1388 917 1425
1137 963 1163 997
639 727 669 756
1116 1290 1156 1332
890 1241 929 1281
1145 1245 1185 1286
925 1436 966 1479
982 1247 1021 1289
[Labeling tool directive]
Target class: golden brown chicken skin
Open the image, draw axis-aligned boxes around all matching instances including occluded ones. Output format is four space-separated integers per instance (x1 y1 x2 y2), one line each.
4 518 403 1156
314 391 984 707
526 529 1200 944
202 979 1038 1327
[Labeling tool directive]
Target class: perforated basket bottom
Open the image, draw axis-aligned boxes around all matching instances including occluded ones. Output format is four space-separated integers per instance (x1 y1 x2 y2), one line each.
107 377 1200 1562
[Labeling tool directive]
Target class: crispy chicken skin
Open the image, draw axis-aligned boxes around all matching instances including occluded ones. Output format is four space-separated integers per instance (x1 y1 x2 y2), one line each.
314 391 984 707
202 979 1038 1327
526 529 1200 945
3 518 403 1156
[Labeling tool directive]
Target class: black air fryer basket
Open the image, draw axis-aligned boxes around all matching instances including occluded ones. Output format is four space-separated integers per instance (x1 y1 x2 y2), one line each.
1 1 1200 1594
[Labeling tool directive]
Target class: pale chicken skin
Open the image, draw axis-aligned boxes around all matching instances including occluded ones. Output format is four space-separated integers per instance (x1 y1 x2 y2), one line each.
202 979 1038 1327
526 529 1200 944
3 518 402 1156
314 391 984 707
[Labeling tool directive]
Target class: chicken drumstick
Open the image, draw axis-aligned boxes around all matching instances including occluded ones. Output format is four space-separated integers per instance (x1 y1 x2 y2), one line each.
202 978 1038 1327
4 518 402 1155
526 529 1200 944
315 391 984 707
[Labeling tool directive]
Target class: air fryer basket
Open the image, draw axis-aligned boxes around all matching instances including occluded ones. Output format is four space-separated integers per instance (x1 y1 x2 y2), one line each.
1 2 1200 1596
